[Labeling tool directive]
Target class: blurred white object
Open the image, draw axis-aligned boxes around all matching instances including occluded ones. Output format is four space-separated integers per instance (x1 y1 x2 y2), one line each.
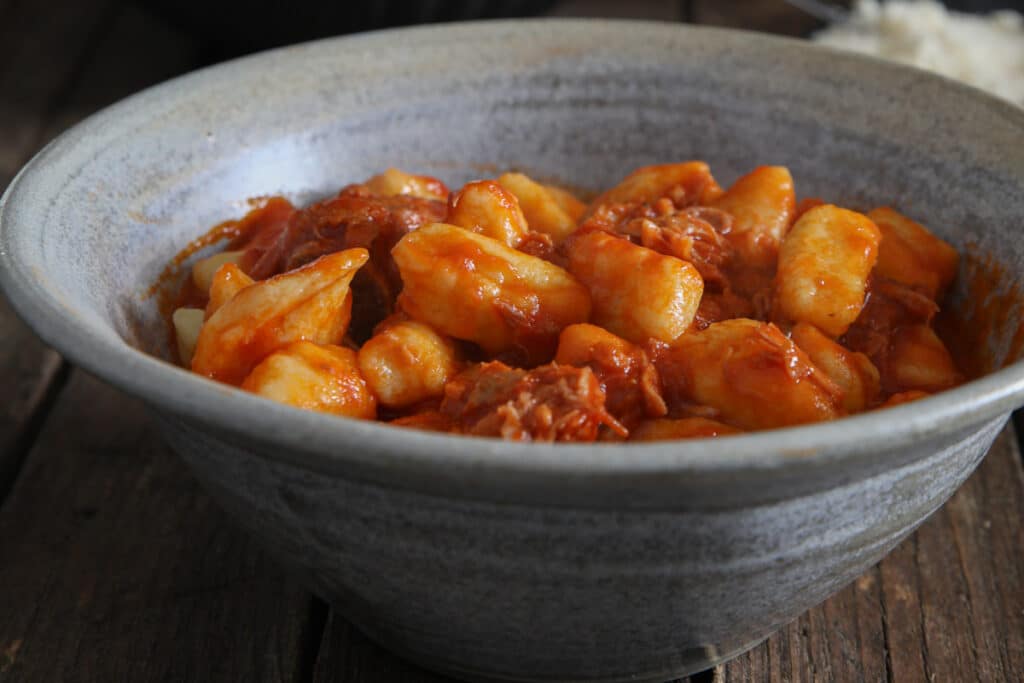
813 0 1024 106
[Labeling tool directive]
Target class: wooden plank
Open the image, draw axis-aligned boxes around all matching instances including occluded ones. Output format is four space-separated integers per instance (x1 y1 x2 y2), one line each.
943 427 1024 679
0 372 317 681
0 0 119 188
0 0 202 505
690 0 827 36
37 2 202 143
876 536 929 683
707 426 1024 682
0 0 121 501
313 614 451 683
0 299 64 502
0 6 315 678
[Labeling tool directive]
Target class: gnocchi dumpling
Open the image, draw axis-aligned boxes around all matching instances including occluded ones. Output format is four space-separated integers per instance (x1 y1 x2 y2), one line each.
710 165 795 269
497 173 578 244
192 250 244 294
775 205 881 337
358 316 460 408
205 263 255 319
655 319 843 430
447 180 529 248
630 417 741 441
241 341 376 418
884 324 961 393
192 248 367 385
392 223 591 361
542 183 587 223
869 207 958 300
365 167 449 200
172 307 205 366
588 161 723 211
791 322 880 412
568 231 703 344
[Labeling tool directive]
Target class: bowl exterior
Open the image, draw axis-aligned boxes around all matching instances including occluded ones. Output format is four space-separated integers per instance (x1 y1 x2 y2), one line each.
158 412 1006 681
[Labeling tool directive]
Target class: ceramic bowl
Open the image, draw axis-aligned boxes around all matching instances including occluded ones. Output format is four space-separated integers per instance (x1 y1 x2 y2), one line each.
3 20 1024 683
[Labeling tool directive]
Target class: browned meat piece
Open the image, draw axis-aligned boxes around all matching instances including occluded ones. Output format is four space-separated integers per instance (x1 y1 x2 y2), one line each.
693 290 755 330
440 361 625 442
842 276 940 368
575 200 735 288
554 323 666 431
389 410 460 433
577 200 664 235
232 198 298 279
516 231 567 269
635 209 734 288
249 185 448 340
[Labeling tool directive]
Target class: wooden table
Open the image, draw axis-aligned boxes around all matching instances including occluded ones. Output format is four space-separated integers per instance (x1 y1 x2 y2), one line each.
1 1 1021 681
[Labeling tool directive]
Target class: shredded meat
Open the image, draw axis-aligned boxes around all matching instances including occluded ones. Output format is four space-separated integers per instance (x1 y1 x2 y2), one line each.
576 201 735 288
440 361 626 441
389 410 459 433
517 231 567 268
238 184 446 341
574 341 667 430
693 290 755 330
843 276 940 367
635 210 734 287
578 201 664 234
233 198 298 279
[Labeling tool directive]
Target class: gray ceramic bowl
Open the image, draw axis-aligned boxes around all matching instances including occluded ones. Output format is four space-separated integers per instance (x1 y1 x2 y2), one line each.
3 20 1024 683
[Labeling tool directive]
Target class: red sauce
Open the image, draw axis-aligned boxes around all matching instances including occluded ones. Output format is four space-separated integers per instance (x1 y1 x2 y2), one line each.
936 247 1024 378
152 167 1023 442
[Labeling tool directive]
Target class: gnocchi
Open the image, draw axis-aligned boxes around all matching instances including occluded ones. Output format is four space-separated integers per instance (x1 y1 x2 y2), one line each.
392 222 590 361
206 262 255 318
568 230 703 345
869 207 958 300
775 205 881 337
358 316 461 408
447 180 529 248
710 165 795 269
192 249 366 385
498 172 579 244
165 163 966 441
654 319 843 430
241 341 376 418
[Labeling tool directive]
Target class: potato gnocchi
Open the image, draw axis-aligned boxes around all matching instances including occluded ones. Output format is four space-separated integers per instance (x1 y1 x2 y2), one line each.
168 164 963 442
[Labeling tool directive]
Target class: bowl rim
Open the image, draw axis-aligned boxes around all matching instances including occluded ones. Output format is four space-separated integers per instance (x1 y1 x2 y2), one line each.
3 18 1024 507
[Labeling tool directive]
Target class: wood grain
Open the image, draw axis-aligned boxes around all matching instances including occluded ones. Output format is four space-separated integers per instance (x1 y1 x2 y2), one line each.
707 427 1024 683
690 0 827 36
0 0 118 188
313 614 451 683
0 0 200 504
0 299 64 502
0 0 117 500
0 372 317 682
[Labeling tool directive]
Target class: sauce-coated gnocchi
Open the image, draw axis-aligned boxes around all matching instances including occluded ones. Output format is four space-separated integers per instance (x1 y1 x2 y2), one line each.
167 164 965 442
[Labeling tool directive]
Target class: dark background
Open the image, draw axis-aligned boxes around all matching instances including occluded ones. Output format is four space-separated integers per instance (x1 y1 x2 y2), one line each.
136 0 1024 59
134 0 1024 62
